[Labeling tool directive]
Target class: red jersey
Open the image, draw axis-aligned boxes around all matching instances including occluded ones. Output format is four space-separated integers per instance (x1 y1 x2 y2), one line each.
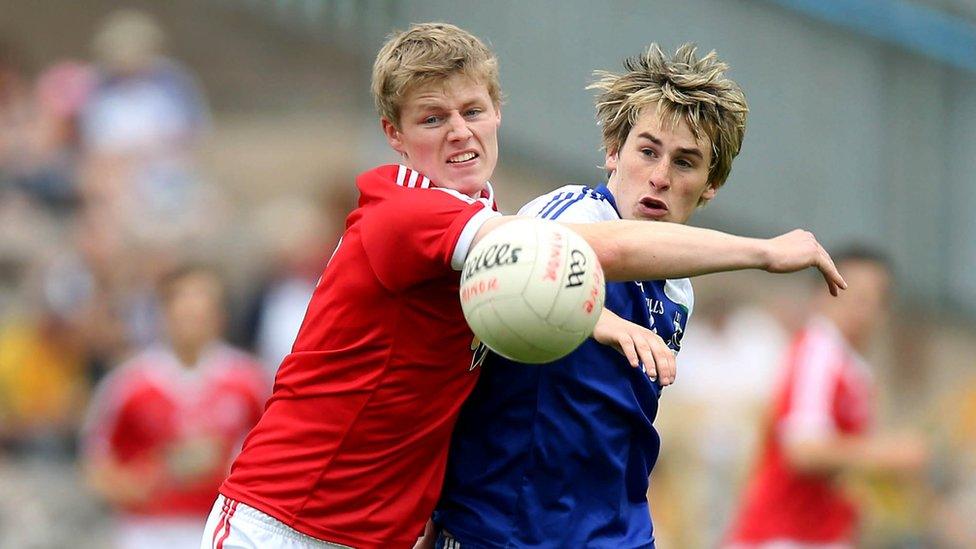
220 165 500 548
728 317 874 545
83 343 268 517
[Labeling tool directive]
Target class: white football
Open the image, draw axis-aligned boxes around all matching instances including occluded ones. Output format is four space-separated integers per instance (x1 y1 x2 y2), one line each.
460 217 605 364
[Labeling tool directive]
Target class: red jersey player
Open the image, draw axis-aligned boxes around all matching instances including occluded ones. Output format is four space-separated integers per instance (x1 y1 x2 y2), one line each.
82 265 268 549
206 23 847 549
726 247 927 548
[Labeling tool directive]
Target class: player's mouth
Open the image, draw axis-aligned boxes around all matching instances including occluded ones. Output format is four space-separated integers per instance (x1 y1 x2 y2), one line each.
447 151 479 165
638 197 669 219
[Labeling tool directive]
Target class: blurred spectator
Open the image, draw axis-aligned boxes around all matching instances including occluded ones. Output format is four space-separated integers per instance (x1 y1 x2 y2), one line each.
654 279 797 548
79 8 216 250
80 264 267 549
13 61 95 214
0 32 93 217
724 246 928 548
238 182 356 374
0 36 31 187
0 302 89 459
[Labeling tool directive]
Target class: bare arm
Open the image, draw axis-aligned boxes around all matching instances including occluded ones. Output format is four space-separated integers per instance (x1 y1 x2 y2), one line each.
474 216 846 294
783 432 928 476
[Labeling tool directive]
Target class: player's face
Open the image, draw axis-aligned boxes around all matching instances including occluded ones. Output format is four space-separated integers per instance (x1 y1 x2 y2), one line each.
833 259 891 347
164 273 225 354
383 73 501 197
605 106 716 224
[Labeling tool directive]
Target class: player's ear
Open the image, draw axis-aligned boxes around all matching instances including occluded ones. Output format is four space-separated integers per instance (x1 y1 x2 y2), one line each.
382 118 405 155
700 183 719 204
604 149 619 173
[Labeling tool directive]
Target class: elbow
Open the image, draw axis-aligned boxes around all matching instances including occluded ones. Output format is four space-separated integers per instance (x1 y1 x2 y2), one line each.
591 238 625 281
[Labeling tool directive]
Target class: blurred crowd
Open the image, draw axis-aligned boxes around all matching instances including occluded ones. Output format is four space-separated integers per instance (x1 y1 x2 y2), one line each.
0 8 353 548
651 272 976 548
1 6 976 549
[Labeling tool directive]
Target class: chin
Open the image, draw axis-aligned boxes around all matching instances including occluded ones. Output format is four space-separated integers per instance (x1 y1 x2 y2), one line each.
445 176 486 197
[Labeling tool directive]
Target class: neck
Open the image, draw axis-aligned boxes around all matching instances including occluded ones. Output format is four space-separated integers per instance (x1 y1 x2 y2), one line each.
172 342 207 368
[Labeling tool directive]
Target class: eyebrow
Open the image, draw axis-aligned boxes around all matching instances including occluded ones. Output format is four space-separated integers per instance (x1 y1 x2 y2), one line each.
636 132 704 159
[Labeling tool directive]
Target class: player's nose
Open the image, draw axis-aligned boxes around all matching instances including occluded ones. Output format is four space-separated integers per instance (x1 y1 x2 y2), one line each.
648 160 671 190
447 112 473 141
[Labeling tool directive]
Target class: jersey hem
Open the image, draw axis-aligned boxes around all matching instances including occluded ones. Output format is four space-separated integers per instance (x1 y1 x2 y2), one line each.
218 488 417 548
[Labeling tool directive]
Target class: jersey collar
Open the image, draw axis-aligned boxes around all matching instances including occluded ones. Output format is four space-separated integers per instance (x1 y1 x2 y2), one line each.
395 164 495 205
592 183 621 219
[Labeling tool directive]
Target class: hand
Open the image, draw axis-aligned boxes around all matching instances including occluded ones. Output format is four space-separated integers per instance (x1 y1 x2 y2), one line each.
763 230 847 296
412 519 438 549
165 435 224 482
877 432 930 474
592 308 676 385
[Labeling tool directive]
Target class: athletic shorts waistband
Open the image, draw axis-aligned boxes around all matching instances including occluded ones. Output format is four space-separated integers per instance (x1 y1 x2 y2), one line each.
215 495 353 548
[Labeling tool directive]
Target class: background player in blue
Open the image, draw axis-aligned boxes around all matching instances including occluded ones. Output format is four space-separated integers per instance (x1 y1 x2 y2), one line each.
434 43 751 548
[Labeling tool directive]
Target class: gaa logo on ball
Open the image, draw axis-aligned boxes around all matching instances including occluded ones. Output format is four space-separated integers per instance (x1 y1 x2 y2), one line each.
460 218 606 364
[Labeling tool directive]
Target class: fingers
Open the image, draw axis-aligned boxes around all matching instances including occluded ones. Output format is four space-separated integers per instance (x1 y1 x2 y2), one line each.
618 335 641 370
650 339 676 386
632 337 658 381
817 244 847 296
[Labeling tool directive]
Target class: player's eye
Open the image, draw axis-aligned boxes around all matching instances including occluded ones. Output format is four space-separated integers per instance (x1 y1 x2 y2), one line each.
464 108 484 118
422 115 441 125
675 158 694 168
641 148 657 158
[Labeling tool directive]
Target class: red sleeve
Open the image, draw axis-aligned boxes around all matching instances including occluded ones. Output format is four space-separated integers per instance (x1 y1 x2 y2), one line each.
359 185 487 292
779 328 843 443
81 368 134 461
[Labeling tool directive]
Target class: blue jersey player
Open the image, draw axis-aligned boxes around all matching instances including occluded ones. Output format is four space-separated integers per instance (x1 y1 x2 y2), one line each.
434 43 751 548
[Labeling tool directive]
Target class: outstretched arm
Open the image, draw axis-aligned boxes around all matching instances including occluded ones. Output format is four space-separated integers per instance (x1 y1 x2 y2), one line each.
474 217 846 295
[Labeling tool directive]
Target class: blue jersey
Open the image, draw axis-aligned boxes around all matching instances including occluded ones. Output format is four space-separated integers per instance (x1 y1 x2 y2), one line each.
436 185 693 548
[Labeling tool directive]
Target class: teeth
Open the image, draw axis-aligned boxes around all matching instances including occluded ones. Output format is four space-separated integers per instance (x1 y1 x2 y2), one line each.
448 152 476 163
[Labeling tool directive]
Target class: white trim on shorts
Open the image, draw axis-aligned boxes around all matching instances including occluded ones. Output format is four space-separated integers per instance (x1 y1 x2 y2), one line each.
201 495 353 549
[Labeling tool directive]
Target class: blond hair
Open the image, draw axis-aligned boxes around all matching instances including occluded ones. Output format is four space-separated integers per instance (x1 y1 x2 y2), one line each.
589 43 748 189
372 22 501 128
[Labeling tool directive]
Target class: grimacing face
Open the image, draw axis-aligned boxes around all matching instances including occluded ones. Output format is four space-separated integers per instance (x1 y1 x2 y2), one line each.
606 105 717 225
382 73 501 197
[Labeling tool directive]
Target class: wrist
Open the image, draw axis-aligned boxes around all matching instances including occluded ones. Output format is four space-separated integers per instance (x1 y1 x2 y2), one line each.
751 237 773 271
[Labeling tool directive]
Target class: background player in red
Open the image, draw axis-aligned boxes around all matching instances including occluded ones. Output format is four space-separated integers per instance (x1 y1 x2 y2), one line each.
208 22 846 549
82 264 268 549
726 247 928 548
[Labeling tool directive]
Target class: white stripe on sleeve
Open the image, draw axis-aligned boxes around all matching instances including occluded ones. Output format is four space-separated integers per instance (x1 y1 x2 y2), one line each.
451 207 502 271
779 328 843 444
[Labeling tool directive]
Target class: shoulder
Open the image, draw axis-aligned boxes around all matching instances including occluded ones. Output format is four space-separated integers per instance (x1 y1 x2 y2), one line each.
99 349 170 392
84 349 169 426
210 344 265 375
519 185 613 222
664 278 695 317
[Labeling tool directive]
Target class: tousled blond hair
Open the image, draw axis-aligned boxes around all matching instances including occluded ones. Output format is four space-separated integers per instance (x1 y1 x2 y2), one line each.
589 43 748 190
372 22 501 128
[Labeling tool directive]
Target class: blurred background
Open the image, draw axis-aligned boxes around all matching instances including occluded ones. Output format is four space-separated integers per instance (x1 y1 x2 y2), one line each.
0 0 974 547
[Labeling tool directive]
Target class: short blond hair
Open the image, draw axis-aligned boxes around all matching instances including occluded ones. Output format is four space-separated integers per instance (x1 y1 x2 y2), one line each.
372 22 501 128
589 43 748 189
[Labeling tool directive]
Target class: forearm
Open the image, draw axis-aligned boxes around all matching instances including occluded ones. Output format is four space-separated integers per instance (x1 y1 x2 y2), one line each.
785 435 925 476
471 216 842 293
567 220 769 282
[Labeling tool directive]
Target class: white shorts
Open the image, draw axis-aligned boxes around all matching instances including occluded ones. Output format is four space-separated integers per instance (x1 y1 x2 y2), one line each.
200 494 352 549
